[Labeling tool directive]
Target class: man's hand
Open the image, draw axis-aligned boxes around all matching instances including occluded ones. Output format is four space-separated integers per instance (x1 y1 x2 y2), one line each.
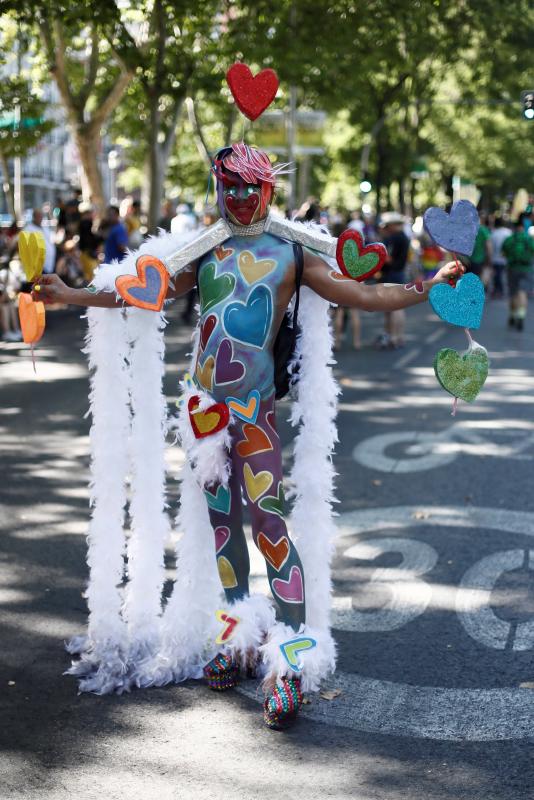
31 274 73 305
432 260 466 285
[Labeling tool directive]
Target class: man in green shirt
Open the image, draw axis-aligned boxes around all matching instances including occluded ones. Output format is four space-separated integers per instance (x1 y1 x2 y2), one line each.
502 219 534 331
469 219 492 285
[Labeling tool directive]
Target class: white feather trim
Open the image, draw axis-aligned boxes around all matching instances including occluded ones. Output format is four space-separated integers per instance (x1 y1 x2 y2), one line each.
259 621 337 693
177 386 233 489
223 594 276 668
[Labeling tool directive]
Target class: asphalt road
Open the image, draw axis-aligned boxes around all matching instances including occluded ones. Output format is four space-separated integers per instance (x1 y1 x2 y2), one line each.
1 294 534 800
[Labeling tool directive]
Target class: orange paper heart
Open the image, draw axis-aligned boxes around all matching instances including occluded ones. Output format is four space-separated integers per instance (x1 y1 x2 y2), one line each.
115 255 169 311
18 293 45 344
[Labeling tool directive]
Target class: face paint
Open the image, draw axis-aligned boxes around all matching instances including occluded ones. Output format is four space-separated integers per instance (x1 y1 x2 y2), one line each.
222 176 263 226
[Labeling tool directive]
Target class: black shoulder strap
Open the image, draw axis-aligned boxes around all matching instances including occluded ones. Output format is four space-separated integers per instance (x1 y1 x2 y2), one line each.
292 243 304 327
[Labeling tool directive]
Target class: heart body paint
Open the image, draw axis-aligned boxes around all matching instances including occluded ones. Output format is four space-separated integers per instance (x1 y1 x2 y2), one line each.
115 255 169 311
217 556 238 589
18 293 45 344
272 565 304 604
226 63 279 121
336 230 387 282
243 463 273 503
214 525 231 554
226 389 260 423
257 532 290 571
258 481 284 517
215 245 234 262
214 338 245 386
434 345 489 403
236 423 273 458
205 485 231 515
423 200 480 256
223 284 272 349
429 272 485 330
238 251 276 284
188 394 229 439
199 262 236 314
200 314 218 350
279 637 317 671
195 355 215 391
215 610 240 645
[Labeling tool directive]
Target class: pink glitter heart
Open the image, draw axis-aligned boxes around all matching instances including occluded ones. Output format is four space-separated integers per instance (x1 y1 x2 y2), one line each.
272 566 304 604
215 526 231 554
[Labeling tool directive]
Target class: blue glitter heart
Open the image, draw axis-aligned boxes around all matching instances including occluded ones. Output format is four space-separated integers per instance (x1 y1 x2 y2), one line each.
223 284 272 349
128 265 162 305
429 273 485 330
423 201 479 256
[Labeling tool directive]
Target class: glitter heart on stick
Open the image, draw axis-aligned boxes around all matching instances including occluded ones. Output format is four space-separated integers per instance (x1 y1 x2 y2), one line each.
226 63 279 121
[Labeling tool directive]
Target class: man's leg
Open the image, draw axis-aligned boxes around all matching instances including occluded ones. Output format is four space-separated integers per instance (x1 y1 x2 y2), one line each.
232 396 305 633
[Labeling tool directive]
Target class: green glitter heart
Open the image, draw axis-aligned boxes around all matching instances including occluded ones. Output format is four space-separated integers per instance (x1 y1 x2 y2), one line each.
342 240 379 279
434 346 489 403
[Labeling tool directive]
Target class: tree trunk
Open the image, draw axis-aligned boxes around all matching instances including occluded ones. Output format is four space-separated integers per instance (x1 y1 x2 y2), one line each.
74 126 106 213
0 152 15 220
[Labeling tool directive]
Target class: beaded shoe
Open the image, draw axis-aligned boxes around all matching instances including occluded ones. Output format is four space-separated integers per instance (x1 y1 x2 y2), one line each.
263 677 303 730
203 652 239 691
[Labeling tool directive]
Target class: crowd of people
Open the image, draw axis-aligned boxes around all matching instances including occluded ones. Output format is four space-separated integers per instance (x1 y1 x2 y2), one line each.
1 191 533 345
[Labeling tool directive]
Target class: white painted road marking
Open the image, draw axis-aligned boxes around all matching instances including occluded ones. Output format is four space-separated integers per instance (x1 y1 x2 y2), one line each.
242 506 534 741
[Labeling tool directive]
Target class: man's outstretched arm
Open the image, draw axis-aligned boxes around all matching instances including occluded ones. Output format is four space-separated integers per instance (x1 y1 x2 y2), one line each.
301 250 464 311
31 267 197 308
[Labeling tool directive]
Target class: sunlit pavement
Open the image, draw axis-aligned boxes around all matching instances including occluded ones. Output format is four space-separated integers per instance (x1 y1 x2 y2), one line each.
1 296 534 800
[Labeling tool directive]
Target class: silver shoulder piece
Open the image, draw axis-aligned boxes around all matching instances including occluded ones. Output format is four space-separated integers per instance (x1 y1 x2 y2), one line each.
264 216 337 258
164 219 233 276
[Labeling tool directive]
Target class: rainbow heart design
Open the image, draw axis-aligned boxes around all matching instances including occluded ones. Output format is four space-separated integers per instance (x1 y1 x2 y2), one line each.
423 200 479 256
215 338 245 386
236 424 273 458
188 395 229 439
279 636 317 671
272 565 304 604
243 463 273 503
257 532 290 571
226 62 279 121
223 285 272 349
214 525 231 554
336 230 386 282
18 293 45 344
434 345 489 403
115 255 169 311
226 389 260 423
217 556 238 589
429 273 485 330
199 262 236 314
238 250 276 284
215 610 240 645
205 485 231 515
258 481 284 518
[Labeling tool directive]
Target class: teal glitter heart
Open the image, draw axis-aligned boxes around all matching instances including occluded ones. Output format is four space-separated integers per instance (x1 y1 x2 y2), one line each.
429 273 485 330
434 345 489 403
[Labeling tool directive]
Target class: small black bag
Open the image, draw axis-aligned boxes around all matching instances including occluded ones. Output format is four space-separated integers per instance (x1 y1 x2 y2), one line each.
273 243 304 400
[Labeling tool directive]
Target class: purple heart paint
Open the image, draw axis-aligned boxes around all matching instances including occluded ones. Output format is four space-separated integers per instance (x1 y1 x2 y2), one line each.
423 200 480 256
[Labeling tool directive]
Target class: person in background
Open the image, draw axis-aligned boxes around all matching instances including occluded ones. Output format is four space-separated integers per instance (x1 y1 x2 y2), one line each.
78 204 103 282
55 239 83 289
419 232 444 280
171 202 198 236
25 208 56 274
490 216 512 298
158 199 175 232
469 214 492 286
376 213 410 349
65 190 82 237
0 223 22 342
124 199 144 248
502 218 534 331
102 206 128 264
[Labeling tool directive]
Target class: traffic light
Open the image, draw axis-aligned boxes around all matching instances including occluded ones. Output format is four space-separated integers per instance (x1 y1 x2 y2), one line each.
521 90 534 120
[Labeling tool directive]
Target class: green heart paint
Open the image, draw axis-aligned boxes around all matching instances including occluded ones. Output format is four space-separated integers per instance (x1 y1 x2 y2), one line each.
199 262 236 314
434 346 489 403
258 481 285 517
342 239 379 279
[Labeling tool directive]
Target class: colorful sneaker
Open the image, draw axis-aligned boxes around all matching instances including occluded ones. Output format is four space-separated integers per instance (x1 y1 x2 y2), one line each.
263 677 303 730
203 652 239 691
